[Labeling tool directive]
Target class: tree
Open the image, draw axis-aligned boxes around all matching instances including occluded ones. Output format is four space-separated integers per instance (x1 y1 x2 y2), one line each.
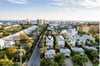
81 55 88 66
40 58 58 66
91 51 98 62
40 47 46 54
72 54 81 65
6 48 18 58
28 39 34 44
93 42 98 47
20 49 26 55
12 62 19 66
61 33 66 39
40 58 53 66
15 41 20 46
0 59 13 66
4 55 9 61
7 48 18 55
52 61 59 66
19 34 28 40
55 45 60 52
2 30 8 36
27 42 33 48
54 53 66 66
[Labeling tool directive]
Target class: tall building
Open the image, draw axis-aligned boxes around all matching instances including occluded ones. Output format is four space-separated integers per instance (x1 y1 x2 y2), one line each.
77 25 99 33
37 19 45 25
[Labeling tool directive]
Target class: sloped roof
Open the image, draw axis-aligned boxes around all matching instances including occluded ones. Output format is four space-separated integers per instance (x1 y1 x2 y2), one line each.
60 48 71 53
72 47 84 52
82 34 95 41
61 29 67 34
0 39 5 46
83 46 97 51
46 36 54 41
56 36 65 41
45 49 55 55
4 41 15 46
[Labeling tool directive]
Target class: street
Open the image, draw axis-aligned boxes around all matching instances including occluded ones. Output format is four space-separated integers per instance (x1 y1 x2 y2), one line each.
27 45 40 66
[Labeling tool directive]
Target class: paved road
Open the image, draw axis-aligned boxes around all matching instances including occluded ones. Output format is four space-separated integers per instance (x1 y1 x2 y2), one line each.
27 45 40 66
65 58 73 66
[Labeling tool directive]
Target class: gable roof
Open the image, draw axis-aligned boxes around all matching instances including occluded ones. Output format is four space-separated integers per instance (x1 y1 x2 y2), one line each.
61 29 67 34
45 49 55 55
46 36 54 41
60 48 71 53
56 36 65 41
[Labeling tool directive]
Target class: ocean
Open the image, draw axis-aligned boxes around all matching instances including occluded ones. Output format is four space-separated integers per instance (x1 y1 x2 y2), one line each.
0 20 66 24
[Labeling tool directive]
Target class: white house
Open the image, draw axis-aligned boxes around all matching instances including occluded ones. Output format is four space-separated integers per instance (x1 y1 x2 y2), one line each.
0 39 15 49
60 29 67 35
2 25 38 41
67 28 78 36
46 36 54 48
0 39 5 49
72 47 85 54
82 34 95 41
45 49 55 58
56 35 65 48
83 46 97 51
60 48 71 57
66 35 77 46
47 26 55 31
4 41 15 47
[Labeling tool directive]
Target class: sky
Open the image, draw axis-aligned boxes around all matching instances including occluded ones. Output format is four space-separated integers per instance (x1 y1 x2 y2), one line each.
0 0 100 21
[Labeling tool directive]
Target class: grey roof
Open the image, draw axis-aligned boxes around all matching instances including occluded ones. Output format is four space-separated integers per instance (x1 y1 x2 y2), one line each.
56 36 65 41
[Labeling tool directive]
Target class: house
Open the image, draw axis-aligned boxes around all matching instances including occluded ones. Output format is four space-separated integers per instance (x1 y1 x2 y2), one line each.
83 46 97 51
66 35 77 46
72 47 85 54
0 39 5 49
45 49 55 58
60 29 67 35
56 35 65 48
4 41 15 47
67 28 78 36
0 39 15 49
47 26 55 31
2 25 38 41
60 48 71 57
46 36 54 48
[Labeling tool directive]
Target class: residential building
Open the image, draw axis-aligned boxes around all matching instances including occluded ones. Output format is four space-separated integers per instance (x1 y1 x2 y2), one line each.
46 36 54 49
56 35 65 48
0 39 15 49
45 49 55 58
60 48 71 57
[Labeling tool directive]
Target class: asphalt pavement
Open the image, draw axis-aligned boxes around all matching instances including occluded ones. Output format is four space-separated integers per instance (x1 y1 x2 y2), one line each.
27 45 40 66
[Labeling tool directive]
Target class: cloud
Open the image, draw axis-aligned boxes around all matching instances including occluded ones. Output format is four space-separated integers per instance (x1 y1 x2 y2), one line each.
51 0 100 9
6 0 27 4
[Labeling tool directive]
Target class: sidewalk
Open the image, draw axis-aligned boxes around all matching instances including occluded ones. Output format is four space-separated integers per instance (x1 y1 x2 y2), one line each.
86 59 93 66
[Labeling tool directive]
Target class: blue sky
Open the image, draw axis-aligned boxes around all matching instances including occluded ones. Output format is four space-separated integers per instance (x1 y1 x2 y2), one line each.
0 0 100 21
